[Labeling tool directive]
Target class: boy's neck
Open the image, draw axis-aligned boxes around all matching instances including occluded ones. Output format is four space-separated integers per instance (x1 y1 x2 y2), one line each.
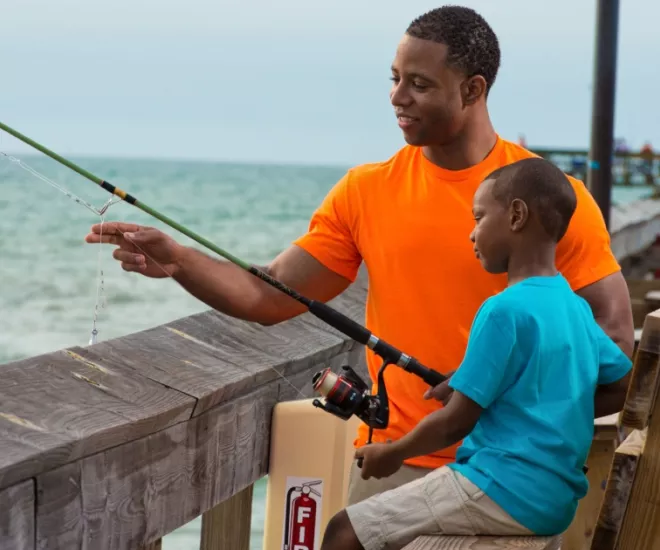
506 245 558 287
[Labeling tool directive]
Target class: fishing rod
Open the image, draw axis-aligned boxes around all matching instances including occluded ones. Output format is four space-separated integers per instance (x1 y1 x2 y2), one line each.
0 120 447 436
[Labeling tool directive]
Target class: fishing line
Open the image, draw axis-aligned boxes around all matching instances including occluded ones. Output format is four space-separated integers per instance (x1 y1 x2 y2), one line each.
0 150 308 399
0 120 446 390
0 151 121 345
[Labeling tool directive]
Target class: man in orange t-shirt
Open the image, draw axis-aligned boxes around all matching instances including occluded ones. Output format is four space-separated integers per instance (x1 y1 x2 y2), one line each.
87 6 633 504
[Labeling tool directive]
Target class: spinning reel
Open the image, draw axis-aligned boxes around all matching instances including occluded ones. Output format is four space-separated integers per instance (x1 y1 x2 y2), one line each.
312 351 446 468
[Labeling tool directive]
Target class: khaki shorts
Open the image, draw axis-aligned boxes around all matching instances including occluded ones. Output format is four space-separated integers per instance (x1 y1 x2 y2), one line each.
345 465 532 550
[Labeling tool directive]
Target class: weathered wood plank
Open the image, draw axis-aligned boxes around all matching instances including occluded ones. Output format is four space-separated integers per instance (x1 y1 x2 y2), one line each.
0 479 35 550
590 429 646 550
621 309 660 430
612 371 660 549
79 277 367 417
35 384 278 549
0 350 195 490
563 439 617 550
200 484 253 550
593 413 621 441
403 535 560 549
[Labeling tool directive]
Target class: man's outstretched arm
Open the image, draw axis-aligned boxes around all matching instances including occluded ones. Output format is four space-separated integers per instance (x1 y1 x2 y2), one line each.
85 222 353 325
173 243 353 325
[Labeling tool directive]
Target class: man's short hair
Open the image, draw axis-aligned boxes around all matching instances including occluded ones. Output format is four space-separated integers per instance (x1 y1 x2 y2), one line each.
406 5 501 96
486 158 578 242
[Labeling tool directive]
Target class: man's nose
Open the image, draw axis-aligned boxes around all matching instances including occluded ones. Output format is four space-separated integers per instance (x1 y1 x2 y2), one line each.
390 82 412 107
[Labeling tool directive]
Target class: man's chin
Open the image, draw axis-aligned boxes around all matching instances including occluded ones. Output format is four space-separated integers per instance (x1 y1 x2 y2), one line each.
401 131 424 146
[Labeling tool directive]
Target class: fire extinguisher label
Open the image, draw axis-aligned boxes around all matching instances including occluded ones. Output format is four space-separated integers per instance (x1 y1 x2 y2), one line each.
282 476 324 550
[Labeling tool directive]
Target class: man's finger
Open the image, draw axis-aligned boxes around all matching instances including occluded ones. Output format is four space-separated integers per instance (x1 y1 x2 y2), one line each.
113 249 146 265
85 233 124 245
122 228 163 245
121 261 147 273
89 222 143 235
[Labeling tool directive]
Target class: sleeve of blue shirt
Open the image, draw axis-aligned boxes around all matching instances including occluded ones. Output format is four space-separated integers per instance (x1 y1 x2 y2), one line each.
448 300 519 409
595 324 632 385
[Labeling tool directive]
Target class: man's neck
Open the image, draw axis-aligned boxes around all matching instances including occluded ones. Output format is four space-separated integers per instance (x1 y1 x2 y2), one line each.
506 245 558 287
422 113 498 171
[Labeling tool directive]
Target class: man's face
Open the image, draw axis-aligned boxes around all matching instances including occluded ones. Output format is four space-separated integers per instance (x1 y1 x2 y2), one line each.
469 178 511 274
389 34 467 147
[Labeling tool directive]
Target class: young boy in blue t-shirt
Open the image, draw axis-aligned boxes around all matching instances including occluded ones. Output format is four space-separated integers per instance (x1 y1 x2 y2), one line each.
320 157 633 550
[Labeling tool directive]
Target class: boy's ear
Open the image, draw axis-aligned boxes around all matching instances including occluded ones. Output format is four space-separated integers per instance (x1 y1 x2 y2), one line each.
509 198 528 232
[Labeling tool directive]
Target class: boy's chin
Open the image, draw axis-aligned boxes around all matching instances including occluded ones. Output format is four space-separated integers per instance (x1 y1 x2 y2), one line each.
478 257 507 275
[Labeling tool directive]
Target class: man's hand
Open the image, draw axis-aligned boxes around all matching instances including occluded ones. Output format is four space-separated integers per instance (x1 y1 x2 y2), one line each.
355 442 404 480
423 371 455 405
85 222 185 278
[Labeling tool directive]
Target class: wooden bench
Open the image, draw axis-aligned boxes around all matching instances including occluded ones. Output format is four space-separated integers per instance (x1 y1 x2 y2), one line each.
404 535 560 549
589 307 660 549
563 413 623 549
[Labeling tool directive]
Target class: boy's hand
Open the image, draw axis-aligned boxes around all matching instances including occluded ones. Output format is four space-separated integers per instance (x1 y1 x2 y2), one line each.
355 441 404 480
424 371 455 405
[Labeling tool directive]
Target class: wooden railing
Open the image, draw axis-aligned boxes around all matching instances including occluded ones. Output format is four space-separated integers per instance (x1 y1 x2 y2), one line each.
0 273 369 550
3 197 660 550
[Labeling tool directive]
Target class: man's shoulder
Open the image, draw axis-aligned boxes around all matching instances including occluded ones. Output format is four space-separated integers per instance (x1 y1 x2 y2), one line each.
345 145 419 185
499 139 540 163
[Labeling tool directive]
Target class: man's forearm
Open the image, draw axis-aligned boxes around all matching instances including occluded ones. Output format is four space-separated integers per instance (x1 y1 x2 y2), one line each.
172 247 305 324
594 375 630 418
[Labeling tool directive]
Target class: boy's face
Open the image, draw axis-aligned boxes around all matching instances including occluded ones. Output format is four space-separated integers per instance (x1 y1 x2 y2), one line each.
469 177 512 274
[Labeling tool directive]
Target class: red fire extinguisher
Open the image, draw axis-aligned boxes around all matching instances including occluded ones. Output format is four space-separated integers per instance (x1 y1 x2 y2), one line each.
284 480 322 550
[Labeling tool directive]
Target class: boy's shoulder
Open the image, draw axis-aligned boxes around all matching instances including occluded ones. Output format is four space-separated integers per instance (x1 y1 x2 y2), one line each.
478 275 592 324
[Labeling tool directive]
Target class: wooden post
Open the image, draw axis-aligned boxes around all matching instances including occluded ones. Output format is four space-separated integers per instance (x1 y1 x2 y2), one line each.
590 429 646 550
563 438 618 550
613 377 660 547
201 484 254 550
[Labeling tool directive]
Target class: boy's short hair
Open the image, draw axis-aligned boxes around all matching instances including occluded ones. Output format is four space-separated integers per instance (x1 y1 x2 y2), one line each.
485 157 578 242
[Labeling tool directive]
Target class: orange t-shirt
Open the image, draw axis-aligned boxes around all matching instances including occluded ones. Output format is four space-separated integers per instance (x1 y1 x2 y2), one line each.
293 136 621 470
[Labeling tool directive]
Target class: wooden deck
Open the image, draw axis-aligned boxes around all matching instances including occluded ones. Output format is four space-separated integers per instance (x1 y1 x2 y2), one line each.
2 198 660 549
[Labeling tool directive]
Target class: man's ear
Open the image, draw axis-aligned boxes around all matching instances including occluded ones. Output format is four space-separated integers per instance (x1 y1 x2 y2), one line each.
462 75 487 106
510 198 529 232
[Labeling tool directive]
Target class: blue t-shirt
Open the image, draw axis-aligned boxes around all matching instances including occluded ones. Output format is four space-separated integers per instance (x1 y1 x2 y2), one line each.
447 274 632 535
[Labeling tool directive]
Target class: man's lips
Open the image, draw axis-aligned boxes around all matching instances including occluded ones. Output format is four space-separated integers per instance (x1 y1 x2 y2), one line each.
397 115 419 129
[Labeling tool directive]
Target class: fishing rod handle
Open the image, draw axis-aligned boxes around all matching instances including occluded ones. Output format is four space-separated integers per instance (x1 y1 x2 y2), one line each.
307 300 371 345
405 357 448 387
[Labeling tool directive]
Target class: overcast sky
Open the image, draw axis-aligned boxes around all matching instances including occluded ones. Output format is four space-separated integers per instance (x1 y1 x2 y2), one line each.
1 0 657 166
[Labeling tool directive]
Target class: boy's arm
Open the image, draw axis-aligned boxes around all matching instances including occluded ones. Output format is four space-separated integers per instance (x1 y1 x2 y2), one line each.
393 303 518 460
391 391 483 461
595 373 631 418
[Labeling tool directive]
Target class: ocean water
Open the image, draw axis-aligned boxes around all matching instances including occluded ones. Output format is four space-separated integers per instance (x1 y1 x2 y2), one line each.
0 152 653 549
0 153 346 550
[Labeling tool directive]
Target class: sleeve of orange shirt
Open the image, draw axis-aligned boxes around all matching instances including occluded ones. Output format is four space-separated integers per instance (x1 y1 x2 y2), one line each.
555 176 621 291
292 169 363 282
